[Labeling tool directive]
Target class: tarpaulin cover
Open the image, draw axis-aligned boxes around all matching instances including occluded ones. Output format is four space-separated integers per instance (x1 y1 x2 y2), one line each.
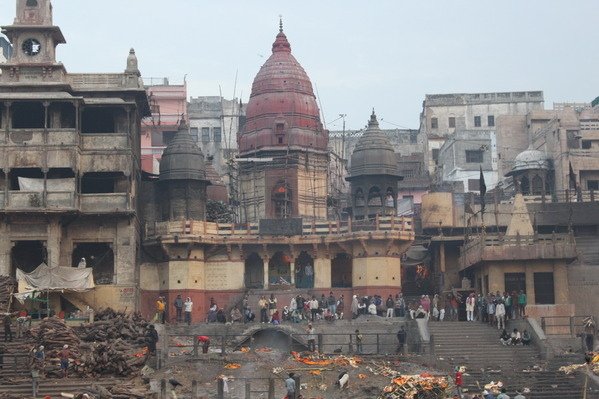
16 263 95 292
18 177 75 192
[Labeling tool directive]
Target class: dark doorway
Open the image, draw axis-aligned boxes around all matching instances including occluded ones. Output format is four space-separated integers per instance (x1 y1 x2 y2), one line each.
331 253 352 288
81 172 127 193
534 272 555 304
295 251 314 289
72 243 114 285
11 241 46 276
504 272 526 295
244 252 263 289
269 251 291 286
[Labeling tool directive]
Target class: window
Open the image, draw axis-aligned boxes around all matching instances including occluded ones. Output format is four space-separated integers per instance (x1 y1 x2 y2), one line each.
82 107 124 134
12 102 45 129
430 117 438 129
276 123 284 134
26 0 38 6
201 127 210 143
432 149 440 164
474 116 481 127
505 273 526 294
582 140 592 149
588 180 599 191
190 127 199 142
534 272 555 304
488 115 495 127
467 179 480 191
448 117 455 128
465 150 483 163
213 127 222 143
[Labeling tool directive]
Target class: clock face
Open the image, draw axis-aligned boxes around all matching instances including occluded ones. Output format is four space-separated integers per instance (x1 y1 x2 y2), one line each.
22 38 42 56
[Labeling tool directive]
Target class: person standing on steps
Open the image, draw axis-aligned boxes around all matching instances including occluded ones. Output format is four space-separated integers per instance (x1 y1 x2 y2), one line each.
386 295 395 318
327 292 337 316
258 295 268 323
3 313 12 342
184 297 193 325
466 293 475 322
495 299 506 330
355 329 363 354
173 295 183 323
518 290 527 318
59 344 70 378
306 323 316 352
396 326 407 354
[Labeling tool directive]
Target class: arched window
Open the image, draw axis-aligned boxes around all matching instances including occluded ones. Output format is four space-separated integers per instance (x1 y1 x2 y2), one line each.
520 176 530 195
532 175 543 195
354 188 365 207
367 186 382 207
272 181 292 218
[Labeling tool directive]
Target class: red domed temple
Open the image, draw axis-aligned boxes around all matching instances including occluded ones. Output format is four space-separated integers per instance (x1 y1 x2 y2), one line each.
237 22 329 221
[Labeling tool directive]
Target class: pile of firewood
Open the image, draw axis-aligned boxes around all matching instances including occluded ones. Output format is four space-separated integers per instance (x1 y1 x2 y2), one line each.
29 316 81 354
77 338 146 376
28 310 150 377
75 308 148 345
0 275 17 313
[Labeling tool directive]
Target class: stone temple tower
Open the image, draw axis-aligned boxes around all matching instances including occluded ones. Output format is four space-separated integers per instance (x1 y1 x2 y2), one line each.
347 111 403 219
236 21 329 222
158 123 210 221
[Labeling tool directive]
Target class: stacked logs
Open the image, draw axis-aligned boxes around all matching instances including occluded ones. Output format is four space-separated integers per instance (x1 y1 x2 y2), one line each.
0 275 17 313
28 309 149 377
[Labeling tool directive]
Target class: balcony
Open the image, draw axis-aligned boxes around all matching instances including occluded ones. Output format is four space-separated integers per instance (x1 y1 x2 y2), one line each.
81 134 128 151
79 193 130 213
4 191 76 211
460 233 577 270
6 129 78 147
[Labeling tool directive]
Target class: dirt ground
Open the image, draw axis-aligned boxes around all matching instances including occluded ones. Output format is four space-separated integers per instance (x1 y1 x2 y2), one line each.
146 347 450 399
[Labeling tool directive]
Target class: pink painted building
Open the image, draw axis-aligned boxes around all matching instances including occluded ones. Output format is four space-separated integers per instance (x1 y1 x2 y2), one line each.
141 79 187 174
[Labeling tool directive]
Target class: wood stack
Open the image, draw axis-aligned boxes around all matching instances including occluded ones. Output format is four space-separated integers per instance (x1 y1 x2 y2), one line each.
0 275 17 313
75 308 148 345
77 339 146 376
29 316 81 354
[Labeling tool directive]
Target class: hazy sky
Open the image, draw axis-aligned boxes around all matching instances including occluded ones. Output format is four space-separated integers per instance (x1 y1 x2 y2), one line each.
1 0 599 130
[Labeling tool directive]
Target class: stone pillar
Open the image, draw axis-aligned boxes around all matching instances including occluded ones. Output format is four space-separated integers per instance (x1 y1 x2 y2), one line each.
46 219 61 268
262 255 269 288
553 262 569 304
290 261 295 285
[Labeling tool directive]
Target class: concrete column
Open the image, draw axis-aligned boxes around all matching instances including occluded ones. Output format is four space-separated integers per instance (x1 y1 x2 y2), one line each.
439 243 446 273
525 264 535 304
262 255 269 288
290 261 295 285
554 262 569 304
46 219 61 268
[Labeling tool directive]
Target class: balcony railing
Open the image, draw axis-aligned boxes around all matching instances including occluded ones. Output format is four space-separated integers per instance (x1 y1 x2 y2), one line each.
79 193 130 213
145 215 414 242
81 134 128 150
460 233 577 269
5 191 76 210
6 129 79 146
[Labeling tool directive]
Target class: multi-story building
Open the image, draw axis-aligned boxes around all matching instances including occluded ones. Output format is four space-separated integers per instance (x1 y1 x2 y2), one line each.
436 128 497 192
188 96 245 175
140 79 187 174
0 0 149 311
420 91 544 173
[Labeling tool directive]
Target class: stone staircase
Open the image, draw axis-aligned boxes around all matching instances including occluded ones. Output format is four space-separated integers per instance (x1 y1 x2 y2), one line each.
427 321 599 398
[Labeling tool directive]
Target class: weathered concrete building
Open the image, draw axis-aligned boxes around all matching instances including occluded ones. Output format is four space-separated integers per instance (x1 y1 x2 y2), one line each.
0 36 12 65
436 129 497 192
188 96 245 176
420 91 544 173
0 0 149 311
140 80 187 174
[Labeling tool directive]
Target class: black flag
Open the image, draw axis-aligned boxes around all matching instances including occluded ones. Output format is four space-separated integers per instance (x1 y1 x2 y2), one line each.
569 161 577 189
479 165 487 212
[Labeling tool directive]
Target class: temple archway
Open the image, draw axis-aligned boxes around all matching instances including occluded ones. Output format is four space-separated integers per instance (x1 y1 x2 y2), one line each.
244 252 264 289
268 251 291 286
331 253 352 288
295 251 314 289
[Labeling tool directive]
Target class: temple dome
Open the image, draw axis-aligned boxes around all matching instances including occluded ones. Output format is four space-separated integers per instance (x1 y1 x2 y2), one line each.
159 126 207 181
348 111 401 179
237 23 328 154
506 146 551 176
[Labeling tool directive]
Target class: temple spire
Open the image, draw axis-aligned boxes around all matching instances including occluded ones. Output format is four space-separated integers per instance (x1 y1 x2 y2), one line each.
279 15 283 33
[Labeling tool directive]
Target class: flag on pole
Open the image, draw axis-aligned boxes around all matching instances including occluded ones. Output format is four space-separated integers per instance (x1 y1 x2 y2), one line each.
479 165 487 213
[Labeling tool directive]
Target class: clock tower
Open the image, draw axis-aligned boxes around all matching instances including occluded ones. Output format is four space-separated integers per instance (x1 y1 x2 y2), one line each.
0 0 67 84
